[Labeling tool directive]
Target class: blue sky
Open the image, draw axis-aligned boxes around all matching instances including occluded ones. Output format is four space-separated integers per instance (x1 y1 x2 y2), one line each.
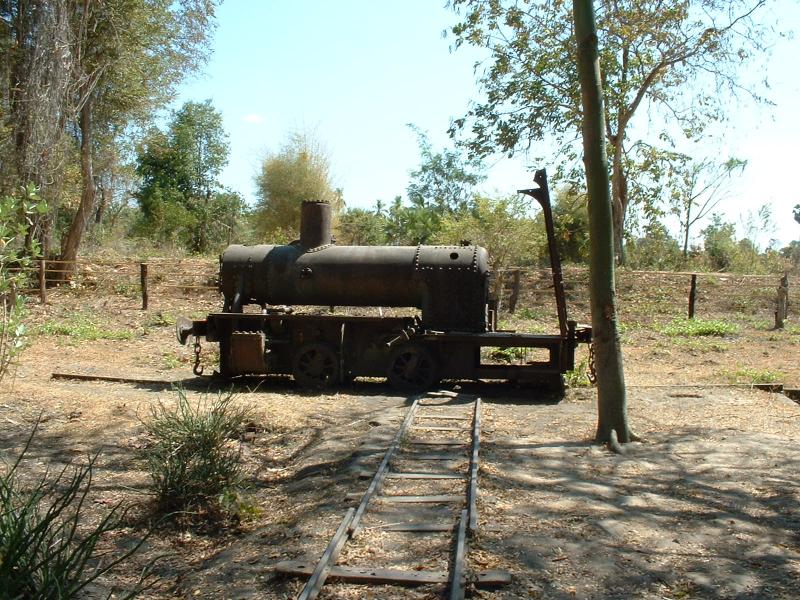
176 0 800 248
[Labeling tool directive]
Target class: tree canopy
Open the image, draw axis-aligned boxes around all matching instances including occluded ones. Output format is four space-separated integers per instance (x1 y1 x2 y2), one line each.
449 0 772 264
0 0 218 262
135 100 243 253
254 131 342 242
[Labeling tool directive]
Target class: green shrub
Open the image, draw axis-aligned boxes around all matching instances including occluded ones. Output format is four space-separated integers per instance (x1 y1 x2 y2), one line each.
0 426 148 599
141 389 253 519
661 318 738 337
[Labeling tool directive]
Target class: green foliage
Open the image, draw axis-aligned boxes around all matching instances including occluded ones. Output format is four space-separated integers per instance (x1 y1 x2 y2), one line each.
565 359 593 388
0 425 148 599
698 213 782 273
375 131 488 246
546 187 589 263
722 367 786 384
661 318 738 337
438 193 542 278
37 313 135 342
383 195 442 245
141 389 254 519
0 185 46 382
254 131 342 241
336 207 388 245
406 125 485 215
626 222 683 270
135 101 243 253
449 0 772 263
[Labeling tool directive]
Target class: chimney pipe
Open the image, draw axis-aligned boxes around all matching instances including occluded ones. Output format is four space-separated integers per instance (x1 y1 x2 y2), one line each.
300 201 332 249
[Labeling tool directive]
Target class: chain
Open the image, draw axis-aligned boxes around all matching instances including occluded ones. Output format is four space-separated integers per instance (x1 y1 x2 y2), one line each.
586 342 597 385
193 337 204 376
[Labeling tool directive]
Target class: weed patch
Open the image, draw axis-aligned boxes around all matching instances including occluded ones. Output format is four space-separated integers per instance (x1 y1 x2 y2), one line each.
37 313 135 341
661 318 738 337
722 367 786 384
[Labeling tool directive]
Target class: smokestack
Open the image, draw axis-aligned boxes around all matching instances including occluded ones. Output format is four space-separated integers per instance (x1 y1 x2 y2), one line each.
300 201 332 249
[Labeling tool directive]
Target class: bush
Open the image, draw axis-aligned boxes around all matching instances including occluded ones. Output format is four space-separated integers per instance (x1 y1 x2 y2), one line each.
141 388 253 518
0 425 148 599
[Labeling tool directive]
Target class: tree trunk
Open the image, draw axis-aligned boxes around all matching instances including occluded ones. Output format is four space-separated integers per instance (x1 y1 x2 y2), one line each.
60 94 95 270
610 140 626 265
572 0 631 445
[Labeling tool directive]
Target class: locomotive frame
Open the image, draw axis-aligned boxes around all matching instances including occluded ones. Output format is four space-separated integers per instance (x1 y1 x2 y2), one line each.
178 169 592 391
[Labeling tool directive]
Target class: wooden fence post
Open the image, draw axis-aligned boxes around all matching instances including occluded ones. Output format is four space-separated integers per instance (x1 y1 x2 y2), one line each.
508 269 521 314
140 262 149 310
775 273 788 329
687 274 697 319
39 259 46 304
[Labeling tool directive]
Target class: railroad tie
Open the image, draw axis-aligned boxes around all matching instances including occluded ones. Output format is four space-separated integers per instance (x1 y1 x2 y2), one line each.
278 392 510 599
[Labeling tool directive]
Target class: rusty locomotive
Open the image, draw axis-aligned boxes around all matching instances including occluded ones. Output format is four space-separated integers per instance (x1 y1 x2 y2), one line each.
177 170 591 391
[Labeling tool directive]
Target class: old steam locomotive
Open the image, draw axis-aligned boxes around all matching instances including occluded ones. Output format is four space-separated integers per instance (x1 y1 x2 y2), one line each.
177 170 591 391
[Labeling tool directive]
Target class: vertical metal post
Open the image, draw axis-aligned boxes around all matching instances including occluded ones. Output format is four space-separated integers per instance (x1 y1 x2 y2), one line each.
519 169 568 337
39 259 46 304
140 262 149 310
688 274 697 319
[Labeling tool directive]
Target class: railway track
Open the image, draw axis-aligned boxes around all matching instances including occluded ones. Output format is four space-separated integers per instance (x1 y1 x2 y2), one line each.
275 391 510 599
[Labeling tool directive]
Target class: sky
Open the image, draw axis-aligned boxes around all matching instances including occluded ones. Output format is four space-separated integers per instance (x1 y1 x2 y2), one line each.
175 0 800 249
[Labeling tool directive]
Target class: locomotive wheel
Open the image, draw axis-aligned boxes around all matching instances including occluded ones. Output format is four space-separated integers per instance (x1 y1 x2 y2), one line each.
387 344 439 392
292 343 339 389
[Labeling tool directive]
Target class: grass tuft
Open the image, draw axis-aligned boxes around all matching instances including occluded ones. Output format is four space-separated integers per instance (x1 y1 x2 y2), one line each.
37 313 135 341
661 318 738 337
140 388 255 521
722 367 786 385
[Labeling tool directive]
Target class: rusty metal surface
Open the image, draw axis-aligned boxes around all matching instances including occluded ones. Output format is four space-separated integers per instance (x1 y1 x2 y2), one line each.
182 173 592 387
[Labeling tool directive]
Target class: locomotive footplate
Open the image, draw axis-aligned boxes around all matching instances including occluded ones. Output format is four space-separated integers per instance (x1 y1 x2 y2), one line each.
419 327 591 382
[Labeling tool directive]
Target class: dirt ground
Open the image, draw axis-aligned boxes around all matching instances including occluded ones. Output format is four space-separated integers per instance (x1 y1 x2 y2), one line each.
0 286 798 599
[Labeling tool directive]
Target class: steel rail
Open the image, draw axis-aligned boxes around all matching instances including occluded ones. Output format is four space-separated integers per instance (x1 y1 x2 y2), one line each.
296 508 355 600
467 397 481 531
449 509 469 600
348 395 421 537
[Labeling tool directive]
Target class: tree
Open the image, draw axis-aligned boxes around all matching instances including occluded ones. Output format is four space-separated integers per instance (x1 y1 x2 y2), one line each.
407 125 486 214
572 0 631 447
1 0 74 252
254 131 342 241
450 0 771 264
669 156 747 257
59 0 217 266
380 127 486 245
383 195 442 245
437 193 542 300
793 205 799 225
548 187 590 264
135 100 242 253
337 207 388 246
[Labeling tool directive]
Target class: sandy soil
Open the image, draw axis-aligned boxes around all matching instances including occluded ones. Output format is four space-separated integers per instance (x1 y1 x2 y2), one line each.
0 286 798 599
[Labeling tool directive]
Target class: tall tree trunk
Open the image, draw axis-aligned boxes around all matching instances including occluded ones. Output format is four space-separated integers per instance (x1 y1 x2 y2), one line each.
610 139 626 265
572 0 631 445
60 94 95 269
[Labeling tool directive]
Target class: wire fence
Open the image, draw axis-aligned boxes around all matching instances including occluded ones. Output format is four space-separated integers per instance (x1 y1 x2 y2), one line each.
6 258 794 328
